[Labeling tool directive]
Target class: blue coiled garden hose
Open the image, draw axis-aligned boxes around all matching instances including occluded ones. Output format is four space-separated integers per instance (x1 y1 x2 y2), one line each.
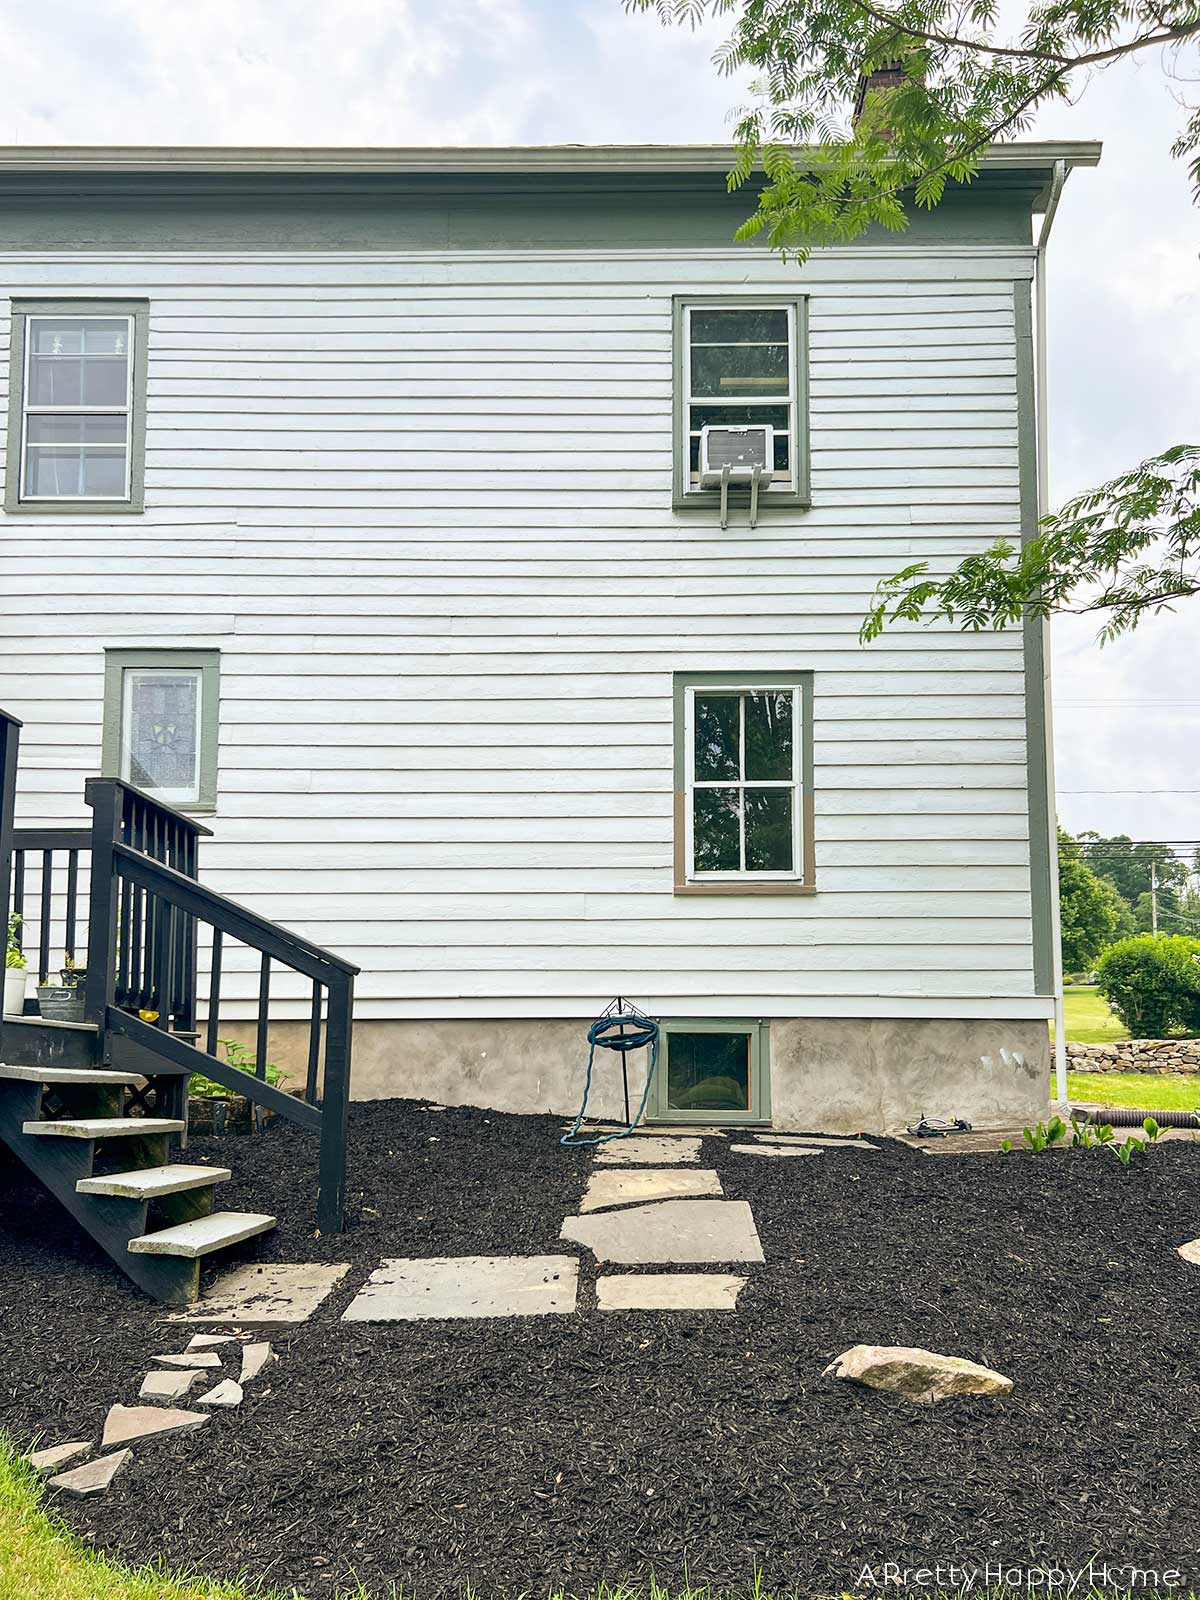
560 1010 660 1148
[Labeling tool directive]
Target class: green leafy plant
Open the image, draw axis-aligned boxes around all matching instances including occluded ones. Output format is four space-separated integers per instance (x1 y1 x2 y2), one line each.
1142 1116 1163 1142
189 1038 288 1101
1022 1115 1067 1152
5 914 25 972
1113 1136 1144 1167
1096 934 1200 1038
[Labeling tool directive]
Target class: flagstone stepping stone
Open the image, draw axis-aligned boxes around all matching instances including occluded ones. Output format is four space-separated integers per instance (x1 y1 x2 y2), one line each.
1178 1240 1200 1265
49 1448 131 1498
756 1133 877 1149
824 1344 1013 1404
562 1199 764 1265
731 1143 823 1159
27 1441 91 1474
170 1262 350 1323
151 1351 222 1369
198 1379 244 1407
581 1167 723 1211
596 1273 746 1311
102 1404 209 1448
186 1334 240 1350
343 1255 579 1321
595 1136 703 1166
140 1369 202 1401
239 1342 274 1384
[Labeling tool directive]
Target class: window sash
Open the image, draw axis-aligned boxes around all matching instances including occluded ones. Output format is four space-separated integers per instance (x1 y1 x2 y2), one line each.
120 667 203 804
685 685 802 879
19 314 134 503
682 303 798 493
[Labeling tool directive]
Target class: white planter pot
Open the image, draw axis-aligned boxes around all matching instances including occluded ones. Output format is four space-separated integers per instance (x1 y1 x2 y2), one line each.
4 966 27 1017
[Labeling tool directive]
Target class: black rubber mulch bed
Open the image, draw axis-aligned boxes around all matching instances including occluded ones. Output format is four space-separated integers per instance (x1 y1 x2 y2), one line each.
4 1100 1200 1597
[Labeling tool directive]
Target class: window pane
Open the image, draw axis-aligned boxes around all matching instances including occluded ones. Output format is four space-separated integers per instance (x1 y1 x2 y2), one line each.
24 445 127 498
691 342 788 397
745 690 793 780
689 403 790 432
694 694 739 781
27 318 129 407
745 788 793 872
666 1031 751 1112
124 672 200 797
693 788 740 872
691 309 788 344
26 414 127 445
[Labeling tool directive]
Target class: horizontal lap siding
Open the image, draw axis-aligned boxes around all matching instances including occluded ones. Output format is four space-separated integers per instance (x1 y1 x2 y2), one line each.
0 247 1038 1016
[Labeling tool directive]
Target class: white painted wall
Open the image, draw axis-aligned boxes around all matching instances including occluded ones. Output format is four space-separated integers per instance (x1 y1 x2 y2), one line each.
0 244 1044 1021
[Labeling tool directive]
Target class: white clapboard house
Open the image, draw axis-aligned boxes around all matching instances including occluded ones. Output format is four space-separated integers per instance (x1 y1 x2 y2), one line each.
0 139 1099 1149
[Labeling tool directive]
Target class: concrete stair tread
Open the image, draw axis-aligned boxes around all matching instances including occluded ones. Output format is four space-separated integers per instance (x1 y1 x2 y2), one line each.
77 1164 233 1199
0 1065 148 1087
127 1211 277 1259
22 1116 184 1138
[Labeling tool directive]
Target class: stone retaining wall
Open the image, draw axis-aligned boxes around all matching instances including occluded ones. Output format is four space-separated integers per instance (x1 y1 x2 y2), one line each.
1066 1039 1200 1074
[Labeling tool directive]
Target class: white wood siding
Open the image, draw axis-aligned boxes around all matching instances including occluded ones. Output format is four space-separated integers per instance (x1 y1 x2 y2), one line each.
0 245 1045 1019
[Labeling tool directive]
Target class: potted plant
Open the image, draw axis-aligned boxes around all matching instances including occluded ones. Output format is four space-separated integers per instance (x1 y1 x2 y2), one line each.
189 1039 289 1135
60 953 87 988
4 914 27 1017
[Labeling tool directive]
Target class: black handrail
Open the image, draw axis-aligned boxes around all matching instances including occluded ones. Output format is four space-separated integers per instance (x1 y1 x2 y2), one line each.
85 777 358 1233
0 711 21 997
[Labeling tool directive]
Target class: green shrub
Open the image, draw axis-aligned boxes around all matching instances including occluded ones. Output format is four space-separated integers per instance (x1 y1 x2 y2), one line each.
1096 934 1200 1038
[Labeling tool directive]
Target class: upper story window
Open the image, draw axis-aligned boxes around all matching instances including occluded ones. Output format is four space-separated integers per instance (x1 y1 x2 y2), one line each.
673 672 815 895
672 296 810 511
5 300 149 515
102 649 220 812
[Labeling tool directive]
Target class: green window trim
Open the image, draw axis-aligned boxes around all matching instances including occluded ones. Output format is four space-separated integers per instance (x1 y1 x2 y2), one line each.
648 1018 772 1126
673 670 816 896
672 294 811 512
5 298 149 516
101 648 220 814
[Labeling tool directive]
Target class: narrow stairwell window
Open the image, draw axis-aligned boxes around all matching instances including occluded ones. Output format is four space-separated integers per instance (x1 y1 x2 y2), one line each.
102 649 220 812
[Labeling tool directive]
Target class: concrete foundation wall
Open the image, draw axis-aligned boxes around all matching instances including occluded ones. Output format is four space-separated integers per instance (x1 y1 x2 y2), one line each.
226 1015 1050 1134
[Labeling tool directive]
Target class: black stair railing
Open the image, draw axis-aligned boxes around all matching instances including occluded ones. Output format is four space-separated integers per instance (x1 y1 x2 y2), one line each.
84 777 359 1233
9 828 93 990
0 710 20 976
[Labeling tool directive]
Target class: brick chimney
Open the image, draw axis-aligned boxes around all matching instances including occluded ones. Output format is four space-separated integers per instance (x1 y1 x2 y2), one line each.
853 61 907 125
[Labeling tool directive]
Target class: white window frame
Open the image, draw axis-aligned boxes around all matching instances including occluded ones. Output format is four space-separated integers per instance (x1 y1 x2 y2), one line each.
120 667 204 806
684 682 804 882
18 313 135 504
672 294 810 511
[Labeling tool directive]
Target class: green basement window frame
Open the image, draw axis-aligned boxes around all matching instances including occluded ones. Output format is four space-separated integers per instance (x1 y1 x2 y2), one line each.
673 671 816 896
672 295 810 511
4 299 149 515
101 649 220 813
649 1020 771 1125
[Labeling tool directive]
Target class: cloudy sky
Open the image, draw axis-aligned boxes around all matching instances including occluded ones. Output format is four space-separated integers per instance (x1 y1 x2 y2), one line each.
1 0 1196 847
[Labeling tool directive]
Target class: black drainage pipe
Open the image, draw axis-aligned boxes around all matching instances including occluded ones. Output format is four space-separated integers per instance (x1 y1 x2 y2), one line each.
1073 1105 1200 1129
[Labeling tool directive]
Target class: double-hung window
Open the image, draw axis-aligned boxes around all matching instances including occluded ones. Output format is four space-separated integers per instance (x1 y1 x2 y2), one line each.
102 650 220 812
674 672 814 893
5 300 148 513
673 296 809 509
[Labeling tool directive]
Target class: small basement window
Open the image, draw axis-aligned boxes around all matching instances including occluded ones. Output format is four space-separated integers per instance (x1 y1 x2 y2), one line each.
672 296 809 510
102 649 220 812
651 1020 770 1125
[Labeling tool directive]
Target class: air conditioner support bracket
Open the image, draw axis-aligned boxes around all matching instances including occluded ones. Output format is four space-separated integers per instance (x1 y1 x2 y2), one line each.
719 465 731 531
748 464 763 529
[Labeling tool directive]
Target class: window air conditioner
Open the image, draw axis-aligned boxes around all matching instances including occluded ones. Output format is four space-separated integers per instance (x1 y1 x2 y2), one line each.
699 424 774 488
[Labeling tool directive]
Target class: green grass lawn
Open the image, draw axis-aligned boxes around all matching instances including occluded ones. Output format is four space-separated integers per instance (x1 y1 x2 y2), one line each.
1055 985 1129 1044
1066 1070 1200 1111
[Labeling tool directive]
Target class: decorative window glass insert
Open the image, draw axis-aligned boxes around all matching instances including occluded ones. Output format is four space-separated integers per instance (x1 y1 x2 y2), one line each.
122 670 201 803
673 297 809 508
102 650 220 812
22 317 132 500
6 300 149 514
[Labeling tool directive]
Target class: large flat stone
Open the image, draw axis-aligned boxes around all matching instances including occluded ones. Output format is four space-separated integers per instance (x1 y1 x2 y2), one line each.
140 1369 202 1401
825 1344 1013 1404
597 1273 746 1311
27 1441 91 1475
343 1255 579 1321
757 1134 877 1149
49 1449 131 1498
562 1200 764 1265
240 1342 274 1384
198 1379 244 1408
581 1167 723 1211
170 1262 350 1324
150 1351 222 1369
102 1404 209 1448
595 1136 703 1166
1177 1239 1200 1265
730 1143 823 1159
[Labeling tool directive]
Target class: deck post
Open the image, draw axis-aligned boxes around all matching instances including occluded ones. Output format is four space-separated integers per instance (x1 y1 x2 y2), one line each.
317 971 354 1234
0 712 20 970
83 779 122 1037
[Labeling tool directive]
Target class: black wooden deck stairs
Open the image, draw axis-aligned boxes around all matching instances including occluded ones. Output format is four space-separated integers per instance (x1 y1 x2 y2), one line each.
0 708 358 1304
